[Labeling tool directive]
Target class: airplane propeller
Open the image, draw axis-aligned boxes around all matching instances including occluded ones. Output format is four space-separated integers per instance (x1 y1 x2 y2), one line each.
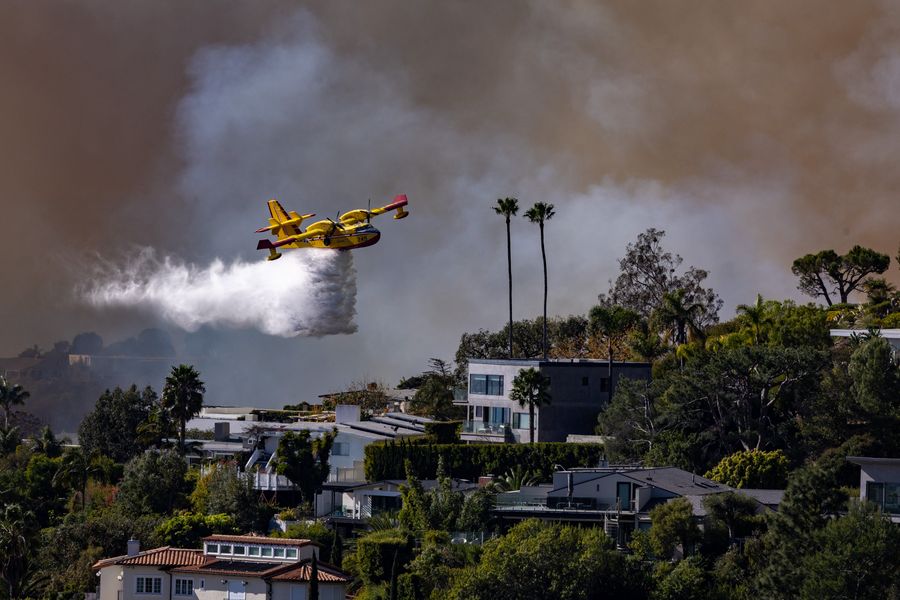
367 198 372 223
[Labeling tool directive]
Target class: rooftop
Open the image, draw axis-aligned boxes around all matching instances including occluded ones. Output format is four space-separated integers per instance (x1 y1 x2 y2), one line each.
202 534 314 547
93 547 204 570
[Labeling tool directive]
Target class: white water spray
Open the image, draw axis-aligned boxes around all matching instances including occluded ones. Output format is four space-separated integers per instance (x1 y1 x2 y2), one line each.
85 248 357 337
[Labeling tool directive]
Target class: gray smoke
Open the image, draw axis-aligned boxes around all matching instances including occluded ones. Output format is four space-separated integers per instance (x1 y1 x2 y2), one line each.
85 248 356 337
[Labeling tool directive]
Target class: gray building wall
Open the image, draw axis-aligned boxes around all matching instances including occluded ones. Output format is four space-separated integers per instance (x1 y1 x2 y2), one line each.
465 359 651 442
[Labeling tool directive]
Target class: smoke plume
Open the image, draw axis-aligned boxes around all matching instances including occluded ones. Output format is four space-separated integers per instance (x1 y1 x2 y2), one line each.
85 249 357 337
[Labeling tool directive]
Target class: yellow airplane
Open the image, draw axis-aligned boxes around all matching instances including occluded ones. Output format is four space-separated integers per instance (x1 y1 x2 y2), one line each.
256 195 409 260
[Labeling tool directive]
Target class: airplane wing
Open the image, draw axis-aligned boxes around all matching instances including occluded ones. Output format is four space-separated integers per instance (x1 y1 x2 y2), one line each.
340 194 409 224
255 199 315 237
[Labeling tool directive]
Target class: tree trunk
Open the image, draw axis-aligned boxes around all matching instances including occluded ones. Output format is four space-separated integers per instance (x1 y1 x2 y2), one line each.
506 216 514 358
529 400 535 444
540 223 548 360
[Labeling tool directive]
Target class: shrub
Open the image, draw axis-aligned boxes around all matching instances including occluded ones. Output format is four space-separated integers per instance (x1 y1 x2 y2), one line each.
355 529 414 585
423 421 462 444
364 439 604 481
704 449 789 489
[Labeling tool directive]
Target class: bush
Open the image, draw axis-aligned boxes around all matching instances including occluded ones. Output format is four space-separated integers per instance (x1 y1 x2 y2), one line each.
704 449 789 489
423 421 462 444
355 529 414 585
364 440 604 481
880 312 900 328
277 521 334 562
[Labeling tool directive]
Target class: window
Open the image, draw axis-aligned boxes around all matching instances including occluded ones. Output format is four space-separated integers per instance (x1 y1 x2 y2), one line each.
332 442 348 456
273 547 285 558
175 579 194 596
474 406 483 418
205 544 218 554
248 546 260 556
232 546 245 555
261 547 273 557
512 412 531 430
219 545 232 554
136 577 161 595
470 374 503 395
285 548 298 559
489 406 510 425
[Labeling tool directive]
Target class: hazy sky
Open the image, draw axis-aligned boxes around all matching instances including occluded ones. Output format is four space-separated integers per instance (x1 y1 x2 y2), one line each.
2 1 899 410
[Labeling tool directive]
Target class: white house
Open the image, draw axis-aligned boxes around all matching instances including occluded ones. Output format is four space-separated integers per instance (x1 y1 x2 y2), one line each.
93 535 348 600
847 456 900 522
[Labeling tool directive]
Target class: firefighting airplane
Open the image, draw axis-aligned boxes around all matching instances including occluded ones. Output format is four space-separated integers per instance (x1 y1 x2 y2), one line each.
255 195 409 260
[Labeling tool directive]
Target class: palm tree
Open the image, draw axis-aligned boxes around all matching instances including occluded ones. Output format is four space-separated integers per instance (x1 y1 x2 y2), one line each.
30 426 61 458
524 202 555 359
589 304 640 398
653 289 705 347
494 197 520 358
626 320 668 363
490 465 539 492
509 367 551 443
161 365 206 455
736 294 767 344
0 377 29 429
54 447 101 511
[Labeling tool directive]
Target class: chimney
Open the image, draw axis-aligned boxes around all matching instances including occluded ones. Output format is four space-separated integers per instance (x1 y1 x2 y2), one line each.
127 539 140 557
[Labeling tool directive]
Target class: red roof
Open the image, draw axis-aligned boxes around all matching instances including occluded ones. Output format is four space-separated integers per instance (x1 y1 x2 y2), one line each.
271 561 350 583
202 534 314 547
93 548 204 569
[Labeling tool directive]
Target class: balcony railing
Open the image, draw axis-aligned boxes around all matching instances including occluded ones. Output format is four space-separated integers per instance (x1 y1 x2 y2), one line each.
462 421 507 435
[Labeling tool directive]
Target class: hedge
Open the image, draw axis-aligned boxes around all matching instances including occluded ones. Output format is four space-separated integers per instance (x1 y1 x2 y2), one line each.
364 439 605 481
355 529 415 585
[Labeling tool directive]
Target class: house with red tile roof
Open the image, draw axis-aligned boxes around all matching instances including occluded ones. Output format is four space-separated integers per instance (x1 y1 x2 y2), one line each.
93 535 349 600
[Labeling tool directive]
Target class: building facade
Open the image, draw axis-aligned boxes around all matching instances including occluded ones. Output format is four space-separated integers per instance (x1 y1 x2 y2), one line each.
93 535 348 600
462 358 651 443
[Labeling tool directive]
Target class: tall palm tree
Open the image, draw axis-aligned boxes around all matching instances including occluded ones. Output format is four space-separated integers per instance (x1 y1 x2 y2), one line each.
524 202 555 359
736 294 767 344
653 289 705 347
161 364 206 455
0 377 29 429
509 367 551 443
589 304 640 398
494 197 519 358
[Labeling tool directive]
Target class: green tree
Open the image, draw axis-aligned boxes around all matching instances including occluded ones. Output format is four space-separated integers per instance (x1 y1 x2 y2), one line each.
116 449 190 516
702 492 763 542
644 498 701 559
653 556 715 600
798 501 900 599
0 377 29 429
0 504 42 600
589 304 641 396
446 519 649 600
30 426 62 458
597 378 669 463
849 336 900 417
54 447 104 512
161 365 206 454
154 512 238 547
792 246 891 305
524 201 555 359
398 461 429 533
426 457 464 531
704 449 789 489
457 488 494 532
508 367 551 443
653 289 706 348
410 359 460 420
78 385 157 463
195 462 267 531
273 429 336 508
736 294 768 344
494 197 520 358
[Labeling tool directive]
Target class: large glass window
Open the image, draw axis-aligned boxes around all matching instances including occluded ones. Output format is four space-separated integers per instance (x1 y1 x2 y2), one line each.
470 374 504 395
261 547 273 557
332 442 348 456
512 412 531 430
489 407 510 425
285 548 298 559
273 547 285 558
248 546 260 556
870 482 900 514
205 544 218 554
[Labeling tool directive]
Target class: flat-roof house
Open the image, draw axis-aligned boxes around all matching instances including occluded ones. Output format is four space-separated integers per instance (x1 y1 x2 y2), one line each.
847 456 900 523
93 535 349 600
462 358 651 443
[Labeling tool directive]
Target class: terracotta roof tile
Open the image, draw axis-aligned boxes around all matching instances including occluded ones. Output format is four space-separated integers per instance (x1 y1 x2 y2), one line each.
174 560 286 577
93 547 204 570
271 561 350 583
202 535 314 547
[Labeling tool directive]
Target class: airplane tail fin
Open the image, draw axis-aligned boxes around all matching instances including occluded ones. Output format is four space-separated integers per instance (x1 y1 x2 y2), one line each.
255 199 315 240
385 194 409 219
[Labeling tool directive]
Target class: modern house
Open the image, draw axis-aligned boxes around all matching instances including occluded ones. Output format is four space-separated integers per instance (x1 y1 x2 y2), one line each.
847 456 900 522
461 358 651 443
93 535 349 600
830 329 900 352
493 465 780 547
185 406 432 499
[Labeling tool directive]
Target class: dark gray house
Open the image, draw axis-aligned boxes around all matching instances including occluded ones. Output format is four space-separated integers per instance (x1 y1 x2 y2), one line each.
460 358 651 443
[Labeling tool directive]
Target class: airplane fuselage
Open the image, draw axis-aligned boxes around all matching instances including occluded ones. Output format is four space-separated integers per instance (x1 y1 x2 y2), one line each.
278 222 381 250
